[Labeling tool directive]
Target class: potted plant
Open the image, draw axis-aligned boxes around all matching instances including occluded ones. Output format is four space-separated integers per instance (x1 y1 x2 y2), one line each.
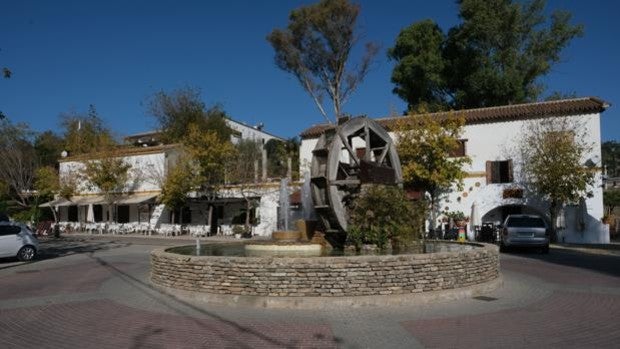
445 211 469 227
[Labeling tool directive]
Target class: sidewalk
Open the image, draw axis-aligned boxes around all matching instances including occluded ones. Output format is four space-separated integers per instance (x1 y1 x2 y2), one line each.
39 232 255 247
552 242 620 256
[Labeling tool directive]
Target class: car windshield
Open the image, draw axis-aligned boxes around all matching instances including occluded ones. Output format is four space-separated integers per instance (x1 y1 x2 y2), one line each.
506 217 546 228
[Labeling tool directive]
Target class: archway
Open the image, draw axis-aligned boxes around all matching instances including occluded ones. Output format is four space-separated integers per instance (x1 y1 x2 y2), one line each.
481 204 550 226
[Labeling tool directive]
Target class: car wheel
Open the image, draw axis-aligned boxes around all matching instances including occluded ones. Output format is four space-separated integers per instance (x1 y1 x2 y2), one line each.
17 246 36 261
541 245 550 254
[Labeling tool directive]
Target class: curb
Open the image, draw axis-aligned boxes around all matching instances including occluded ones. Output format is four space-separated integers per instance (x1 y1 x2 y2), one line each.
151 276 503 310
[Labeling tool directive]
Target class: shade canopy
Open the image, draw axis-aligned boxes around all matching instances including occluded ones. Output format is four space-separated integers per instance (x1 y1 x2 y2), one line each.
116 193 158 205
470 202 482 227
40 193 158 208
39 196 106 207
86 204 95 223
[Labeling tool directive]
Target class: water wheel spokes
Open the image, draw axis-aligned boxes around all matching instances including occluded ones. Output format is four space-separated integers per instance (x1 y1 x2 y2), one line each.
310 117 402 247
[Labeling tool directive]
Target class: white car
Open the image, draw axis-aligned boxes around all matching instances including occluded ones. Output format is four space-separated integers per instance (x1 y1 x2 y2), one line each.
0 222 39 261
499 214 549 253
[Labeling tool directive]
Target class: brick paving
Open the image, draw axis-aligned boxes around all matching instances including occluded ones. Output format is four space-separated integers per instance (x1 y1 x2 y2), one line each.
0 236 619 348
0 262 132 299
0 299 336 349
501 257 620 287
402 291 620 348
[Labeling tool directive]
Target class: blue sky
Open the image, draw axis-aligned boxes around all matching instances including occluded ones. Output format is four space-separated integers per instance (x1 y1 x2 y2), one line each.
1 0 618 141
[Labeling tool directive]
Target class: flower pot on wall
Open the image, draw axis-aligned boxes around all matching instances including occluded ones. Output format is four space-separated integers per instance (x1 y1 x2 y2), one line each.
455 220 468 228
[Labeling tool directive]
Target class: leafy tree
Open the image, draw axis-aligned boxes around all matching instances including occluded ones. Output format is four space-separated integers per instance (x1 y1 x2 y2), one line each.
0 120 37 208
227 139 263 229
389 0 583 111
394 112 471 232
602 141 620 178
180 123 236 226
160 157 196 224
264 138 300 180
184 123 236 191
148 87 232 143
545 91 578 101
519 117 595 240
604 189 620 217
34 166 77 201
81 151 132 222
34 131 64 168
34 167 59 200
267 0 378 123
348 185 425 251
60 105 116 156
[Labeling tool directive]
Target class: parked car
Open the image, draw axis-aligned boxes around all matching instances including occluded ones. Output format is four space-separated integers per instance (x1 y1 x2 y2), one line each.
499 214 549 253
0 222 39 261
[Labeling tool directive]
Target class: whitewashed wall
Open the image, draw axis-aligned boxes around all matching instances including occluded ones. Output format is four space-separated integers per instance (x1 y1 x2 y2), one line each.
299 113 607 243
226 119 284 145
59 150 174 195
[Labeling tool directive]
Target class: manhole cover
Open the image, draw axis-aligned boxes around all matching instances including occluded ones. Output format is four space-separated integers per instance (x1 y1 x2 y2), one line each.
15 270 40 274
473 296 498 302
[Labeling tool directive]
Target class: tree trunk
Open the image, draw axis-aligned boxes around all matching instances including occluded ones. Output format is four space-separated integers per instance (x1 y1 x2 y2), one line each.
549 200 559 243
171 210 176 225
49 207 58 222
245 199 251 230
429 193 437 238
261 147 268 182
108 204 113 223
207 205 213 226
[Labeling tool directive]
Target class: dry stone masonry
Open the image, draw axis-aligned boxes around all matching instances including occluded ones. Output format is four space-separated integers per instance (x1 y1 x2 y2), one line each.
151 242 499 297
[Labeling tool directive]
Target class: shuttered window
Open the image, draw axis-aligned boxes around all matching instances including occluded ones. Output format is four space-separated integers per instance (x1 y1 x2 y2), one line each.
449 140 467 157
486 160 513 184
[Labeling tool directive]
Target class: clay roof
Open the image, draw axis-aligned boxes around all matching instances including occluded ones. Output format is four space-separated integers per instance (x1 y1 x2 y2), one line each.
299 97 610 139
59 144 181 162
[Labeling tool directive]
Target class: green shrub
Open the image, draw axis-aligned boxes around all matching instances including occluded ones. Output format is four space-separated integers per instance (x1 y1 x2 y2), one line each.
347 185 426 251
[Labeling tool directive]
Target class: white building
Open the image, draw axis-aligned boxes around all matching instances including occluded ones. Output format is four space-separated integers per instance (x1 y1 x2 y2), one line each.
299 97 611 244
43 118 287 236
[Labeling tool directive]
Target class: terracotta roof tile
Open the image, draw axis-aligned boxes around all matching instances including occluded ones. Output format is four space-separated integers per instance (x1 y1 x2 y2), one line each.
299 97 610 139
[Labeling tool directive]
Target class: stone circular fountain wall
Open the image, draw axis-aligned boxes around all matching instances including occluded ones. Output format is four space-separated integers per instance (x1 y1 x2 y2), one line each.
151 242 499 303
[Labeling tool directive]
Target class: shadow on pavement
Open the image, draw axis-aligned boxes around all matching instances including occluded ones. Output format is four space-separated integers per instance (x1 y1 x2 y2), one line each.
502 246 620 279
88 254 343 349
0 237 131 270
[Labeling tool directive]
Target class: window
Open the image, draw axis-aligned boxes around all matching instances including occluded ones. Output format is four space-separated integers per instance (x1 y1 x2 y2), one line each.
449 140 467 157
355 147 366 159
0 225 21 236
486 160 513 184
506 216 546 228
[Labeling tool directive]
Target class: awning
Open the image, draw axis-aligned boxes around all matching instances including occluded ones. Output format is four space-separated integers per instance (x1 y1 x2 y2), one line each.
39 198 70 207
40 193 158 207
39 195 106 207
116 193 158 205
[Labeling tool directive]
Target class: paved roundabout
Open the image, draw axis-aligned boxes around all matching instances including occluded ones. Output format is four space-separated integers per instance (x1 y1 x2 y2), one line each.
1 235 619 348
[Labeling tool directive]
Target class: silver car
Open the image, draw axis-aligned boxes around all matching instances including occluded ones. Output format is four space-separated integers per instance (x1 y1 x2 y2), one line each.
499 214 549 253
0 222 39 261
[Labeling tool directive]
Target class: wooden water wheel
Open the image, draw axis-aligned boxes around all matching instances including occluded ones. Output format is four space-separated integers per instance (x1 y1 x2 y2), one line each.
310 117 403 247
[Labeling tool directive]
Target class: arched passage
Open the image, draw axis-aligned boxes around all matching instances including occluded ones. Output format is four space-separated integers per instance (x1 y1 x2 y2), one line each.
481 204 550 226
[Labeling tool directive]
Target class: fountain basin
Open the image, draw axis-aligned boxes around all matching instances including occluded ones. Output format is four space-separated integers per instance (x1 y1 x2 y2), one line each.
151 241 500 307
244 241 323 257
271 230 302 242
